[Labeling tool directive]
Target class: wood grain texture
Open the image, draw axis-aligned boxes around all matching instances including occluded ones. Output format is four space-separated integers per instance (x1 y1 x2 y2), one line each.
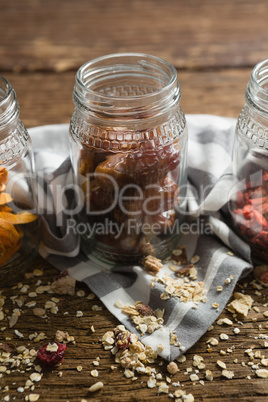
0 0 267 72
0 257 268 401
0 0 268 400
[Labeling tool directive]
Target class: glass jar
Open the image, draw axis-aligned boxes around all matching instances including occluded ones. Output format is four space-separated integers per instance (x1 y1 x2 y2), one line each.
0 76 40 282
70 53 188 264
231 59 268 262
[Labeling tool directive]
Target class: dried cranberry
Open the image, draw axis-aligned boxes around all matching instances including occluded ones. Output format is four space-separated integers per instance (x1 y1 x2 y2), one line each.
37 342 67 367
115 332 131 350
54 270 69 281
260 271 268 284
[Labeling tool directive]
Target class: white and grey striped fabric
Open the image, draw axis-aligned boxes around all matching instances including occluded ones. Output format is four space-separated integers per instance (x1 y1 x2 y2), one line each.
29 115 253 361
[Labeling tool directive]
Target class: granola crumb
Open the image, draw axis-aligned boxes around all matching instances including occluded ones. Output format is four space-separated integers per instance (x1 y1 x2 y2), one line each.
228 292 253 317
167 361 179 375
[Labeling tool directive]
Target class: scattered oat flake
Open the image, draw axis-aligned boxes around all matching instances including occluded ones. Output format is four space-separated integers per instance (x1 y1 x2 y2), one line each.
30 372 42 382
147 376 157 388
207 337 218 346
158 382 169 394
220 333 229 340
190 255 200 264
91 369 98 377
46 343 58 352
88 381 103 392
124 369 135 378
256 369 268 378
76 290 85 297
14 329 24 338
92 305 102 311
33 308 46 317
212 302 219 309
76 310 83 317
205 370 213 381
28 395 40 402
114 300 124 309
217 360 227 369
190 373 199 381
77 365 83 372
217 286 223 292
9 314 18 328
217 318 233 326
222 369 234 379
55 330 74 344
45 301 56 309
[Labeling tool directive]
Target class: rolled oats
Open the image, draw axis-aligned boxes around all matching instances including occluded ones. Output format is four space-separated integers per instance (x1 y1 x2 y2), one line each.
222 370 234 379
256 369 268 378
88 381 104 392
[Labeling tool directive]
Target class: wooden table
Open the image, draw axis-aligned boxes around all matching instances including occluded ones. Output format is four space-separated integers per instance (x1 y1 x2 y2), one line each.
1 1 268 401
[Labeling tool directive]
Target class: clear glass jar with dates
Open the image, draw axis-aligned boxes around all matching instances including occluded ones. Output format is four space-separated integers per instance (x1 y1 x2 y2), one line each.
0 76 40 282
231 59 268 263
70 53 188 264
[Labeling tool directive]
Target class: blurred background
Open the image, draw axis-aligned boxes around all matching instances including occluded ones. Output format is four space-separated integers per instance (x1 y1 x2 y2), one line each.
0 0 267 127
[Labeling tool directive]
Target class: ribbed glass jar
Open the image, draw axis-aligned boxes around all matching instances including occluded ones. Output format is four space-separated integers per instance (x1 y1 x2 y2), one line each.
0 76 40 282
231 59 268 262
70 53 188 264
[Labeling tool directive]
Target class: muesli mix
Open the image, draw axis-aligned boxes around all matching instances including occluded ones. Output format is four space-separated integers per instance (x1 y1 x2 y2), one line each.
0 250 267 401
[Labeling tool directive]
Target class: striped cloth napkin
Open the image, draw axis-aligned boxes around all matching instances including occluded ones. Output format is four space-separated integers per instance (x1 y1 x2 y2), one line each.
30 115 253 361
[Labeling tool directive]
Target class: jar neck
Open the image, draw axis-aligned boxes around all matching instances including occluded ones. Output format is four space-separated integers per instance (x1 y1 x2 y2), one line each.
246 59 268 121
72 53 181 126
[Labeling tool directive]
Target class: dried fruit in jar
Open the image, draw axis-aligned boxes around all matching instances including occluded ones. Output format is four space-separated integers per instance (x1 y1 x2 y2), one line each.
231 169 268 261
95 142 180 189
0 167 38 266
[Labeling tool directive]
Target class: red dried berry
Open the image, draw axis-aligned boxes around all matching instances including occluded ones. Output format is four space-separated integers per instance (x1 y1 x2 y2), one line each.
260 271 268 284
115 332 131 350
54 270 69 281
37 342 67 367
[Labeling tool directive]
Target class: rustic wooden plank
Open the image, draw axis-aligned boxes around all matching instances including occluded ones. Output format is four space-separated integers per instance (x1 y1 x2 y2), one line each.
0 257 267 401
0 0 267 72
3 68 250 130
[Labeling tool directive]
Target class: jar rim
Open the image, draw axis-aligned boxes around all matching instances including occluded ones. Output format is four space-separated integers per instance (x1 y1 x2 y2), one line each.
73 53 180 120
246 59 268 117
251 59 268 93
0 75 19 128
0 76 13 106
76 53 178 98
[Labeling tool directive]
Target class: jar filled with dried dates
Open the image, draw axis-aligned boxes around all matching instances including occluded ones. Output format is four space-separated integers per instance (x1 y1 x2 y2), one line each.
0 76 40 282
70 53 188 264
231 59 268 262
